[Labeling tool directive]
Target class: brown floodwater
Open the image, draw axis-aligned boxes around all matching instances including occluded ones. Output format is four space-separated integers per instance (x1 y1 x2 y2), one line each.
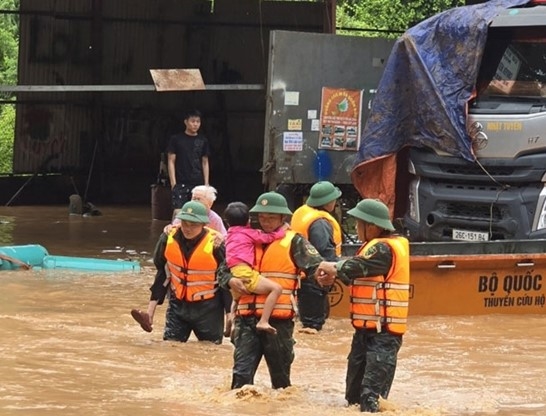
1 205 545 416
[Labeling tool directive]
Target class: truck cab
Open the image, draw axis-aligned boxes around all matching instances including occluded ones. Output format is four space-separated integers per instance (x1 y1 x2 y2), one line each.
405 2 546 241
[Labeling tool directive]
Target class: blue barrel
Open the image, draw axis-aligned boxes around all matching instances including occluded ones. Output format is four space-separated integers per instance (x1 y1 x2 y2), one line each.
42 255 141 272
0 245 49 270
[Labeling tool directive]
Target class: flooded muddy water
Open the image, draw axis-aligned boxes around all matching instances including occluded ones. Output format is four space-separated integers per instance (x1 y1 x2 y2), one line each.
1 206 545 416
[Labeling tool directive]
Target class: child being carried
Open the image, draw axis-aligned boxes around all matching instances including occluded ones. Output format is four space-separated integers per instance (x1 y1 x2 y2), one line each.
224 202 286 335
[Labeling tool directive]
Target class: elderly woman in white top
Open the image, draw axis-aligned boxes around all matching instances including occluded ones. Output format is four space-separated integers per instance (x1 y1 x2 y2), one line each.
168 185 227 236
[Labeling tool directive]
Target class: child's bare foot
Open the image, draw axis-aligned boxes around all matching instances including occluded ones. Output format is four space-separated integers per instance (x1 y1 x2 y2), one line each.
256 321 277 335
224 316 233 337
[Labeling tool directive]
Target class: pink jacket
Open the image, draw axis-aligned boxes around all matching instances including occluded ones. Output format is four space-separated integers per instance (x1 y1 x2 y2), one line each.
225 224 286 268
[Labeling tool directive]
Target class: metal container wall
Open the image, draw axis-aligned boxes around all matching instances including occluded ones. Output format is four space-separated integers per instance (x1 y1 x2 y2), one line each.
13 0 326 203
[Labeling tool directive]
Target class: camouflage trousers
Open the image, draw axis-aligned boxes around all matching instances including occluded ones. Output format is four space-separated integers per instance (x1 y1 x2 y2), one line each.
345 328 403 413
163 294 224 344
297 277 330 331
230 316 295 389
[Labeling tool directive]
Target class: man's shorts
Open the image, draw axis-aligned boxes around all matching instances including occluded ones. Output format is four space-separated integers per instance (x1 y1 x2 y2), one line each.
231 264 260 300
171 183 192 209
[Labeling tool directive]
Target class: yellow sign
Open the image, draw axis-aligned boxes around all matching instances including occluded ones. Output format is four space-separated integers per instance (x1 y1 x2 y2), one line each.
288 119 302 131
486 121 523 131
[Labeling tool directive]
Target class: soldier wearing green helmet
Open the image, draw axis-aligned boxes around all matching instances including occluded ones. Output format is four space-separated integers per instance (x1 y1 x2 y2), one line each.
291 181 343 334
131 200 230 344
317 198 410 413
219 191 324 390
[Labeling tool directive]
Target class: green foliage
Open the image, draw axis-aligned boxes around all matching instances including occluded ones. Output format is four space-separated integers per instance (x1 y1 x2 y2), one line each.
0 0 18 85
0 104 15 173
0 1 18 173
336 0 465 37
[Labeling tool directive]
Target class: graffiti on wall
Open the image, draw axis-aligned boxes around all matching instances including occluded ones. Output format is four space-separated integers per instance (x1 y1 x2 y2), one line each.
18 106 69 171
28 17 92 66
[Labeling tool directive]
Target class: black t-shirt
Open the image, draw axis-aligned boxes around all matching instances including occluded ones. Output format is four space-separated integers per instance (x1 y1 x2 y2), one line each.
166 132 210 185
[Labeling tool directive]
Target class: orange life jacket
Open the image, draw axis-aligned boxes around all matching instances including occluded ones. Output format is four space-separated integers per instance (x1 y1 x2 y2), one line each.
165 228 219 302
291 204 342 256
350 236 410 335
236 230 299 319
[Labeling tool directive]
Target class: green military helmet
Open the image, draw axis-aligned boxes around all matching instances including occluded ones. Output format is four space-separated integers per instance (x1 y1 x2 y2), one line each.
249 191 293 215
306 181 342 207
176 201 209 223
347 199 394 231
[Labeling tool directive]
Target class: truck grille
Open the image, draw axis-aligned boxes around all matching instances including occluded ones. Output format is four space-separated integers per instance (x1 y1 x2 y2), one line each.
439 163 515 177
438 201 503 221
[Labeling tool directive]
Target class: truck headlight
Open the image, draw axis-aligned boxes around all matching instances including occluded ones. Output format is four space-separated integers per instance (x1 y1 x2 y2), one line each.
408 178 420 223
537 200 546 230
535 187 546 231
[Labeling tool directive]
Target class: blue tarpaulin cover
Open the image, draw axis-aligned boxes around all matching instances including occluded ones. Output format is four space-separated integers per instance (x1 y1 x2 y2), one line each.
351 0 530 212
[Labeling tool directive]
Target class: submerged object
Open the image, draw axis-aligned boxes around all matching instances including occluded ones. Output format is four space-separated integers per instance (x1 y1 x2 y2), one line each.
0 244 48 270
0 244 140 272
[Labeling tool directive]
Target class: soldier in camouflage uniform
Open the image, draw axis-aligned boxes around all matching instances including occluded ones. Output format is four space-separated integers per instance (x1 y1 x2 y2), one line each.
318 199 410 413
218 191 324 389
131 201 230 344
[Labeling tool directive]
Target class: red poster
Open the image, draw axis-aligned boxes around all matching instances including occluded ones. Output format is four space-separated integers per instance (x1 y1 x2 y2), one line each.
318 87 363 151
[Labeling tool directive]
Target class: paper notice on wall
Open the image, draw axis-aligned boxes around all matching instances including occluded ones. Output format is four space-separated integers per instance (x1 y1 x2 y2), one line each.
307 110 317 119
311 119 320 131
288 119 302 130
284 91 299 106
283 131 303 151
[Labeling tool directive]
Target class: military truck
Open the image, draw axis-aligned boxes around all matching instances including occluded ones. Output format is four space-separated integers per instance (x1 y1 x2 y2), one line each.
404 1 546 241
260 1 546 316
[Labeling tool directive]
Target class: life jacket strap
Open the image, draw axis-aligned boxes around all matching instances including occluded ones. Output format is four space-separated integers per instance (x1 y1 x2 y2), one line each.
191 287 218 300
261 272 299 280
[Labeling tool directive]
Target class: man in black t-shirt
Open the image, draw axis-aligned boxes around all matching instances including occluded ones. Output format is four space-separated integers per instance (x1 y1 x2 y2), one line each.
167 109 210 217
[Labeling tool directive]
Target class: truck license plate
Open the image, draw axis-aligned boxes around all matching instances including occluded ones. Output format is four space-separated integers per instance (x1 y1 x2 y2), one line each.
452 228 489 242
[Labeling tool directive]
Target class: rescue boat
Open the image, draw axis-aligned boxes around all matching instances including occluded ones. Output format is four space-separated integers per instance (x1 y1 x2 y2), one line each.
329 240 546 316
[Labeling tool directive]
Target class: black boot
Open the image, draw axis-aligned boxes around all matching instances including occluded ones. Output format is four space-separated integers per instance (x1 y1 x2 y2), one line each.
360 394 379 413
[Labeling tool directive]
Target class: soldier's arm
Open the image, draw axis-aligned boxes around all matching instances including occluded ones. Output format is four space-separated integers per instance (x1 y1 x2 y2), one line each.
290 233 324 282
217 260 250 295
149 233 170 304
212 243 233 312
216 260 232 290
334 241 393 286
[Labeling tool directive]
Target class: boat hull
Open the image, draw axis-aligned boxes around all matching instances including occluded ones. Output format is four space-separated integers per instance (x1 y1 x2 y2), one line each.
329 241 546 317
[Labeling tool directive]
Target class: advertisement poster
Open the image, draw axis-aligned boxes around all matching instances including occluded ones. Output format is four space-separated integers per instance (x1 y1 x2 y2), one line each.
319 87 363 151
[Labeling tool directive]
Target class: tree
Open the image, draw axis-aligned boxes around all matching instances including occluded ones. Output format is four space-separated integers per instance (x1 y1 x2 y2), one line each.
0 104 14 173
0 0 18 173
336 0 465 37
0 0 18 85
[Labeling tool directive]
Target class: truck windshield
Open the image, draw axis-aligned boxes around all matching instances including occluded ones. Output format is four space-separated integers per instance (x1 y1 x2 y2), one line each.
476 27 546 101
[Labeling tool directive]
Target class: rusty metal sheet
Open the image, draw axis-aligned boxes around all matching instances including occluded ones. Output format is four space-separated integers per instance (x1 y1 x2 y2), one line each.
149 69 205 91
